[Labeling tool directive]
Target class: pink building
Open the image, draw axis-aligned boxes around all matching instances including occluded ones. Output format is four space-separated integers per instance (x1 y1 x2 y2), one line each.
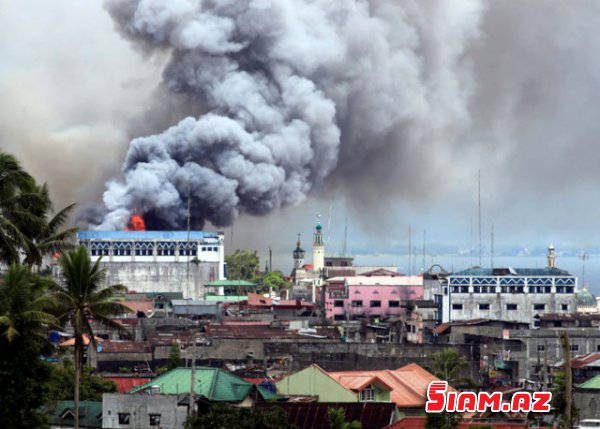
323 275 424 320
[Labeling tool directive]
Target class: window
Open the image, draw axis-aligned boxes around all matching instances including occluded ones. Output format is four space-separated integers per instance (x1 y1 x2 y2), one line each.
474 286 480 293
537 344 546 352
566 286 574 294
479 304 490 310
561 304 569 311
506 304 518 311
597 344 600 352
334 315 345 321
351 300 363 307
556 286 564 293
118 413 130 425
501 286 508 294
360 386 375 402
334 300 344 308
452 303 463 310
533 304 545 311
149 414 161 426
388 300 400 308
461 286 469 293
570 344 579 352
370 300 381 308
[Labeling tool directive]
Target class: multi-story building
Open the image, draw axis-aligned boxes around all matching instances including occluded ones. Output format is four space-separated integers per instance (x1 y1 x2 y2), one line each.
75 230 225 298
441 244 577 325
323 275 423 321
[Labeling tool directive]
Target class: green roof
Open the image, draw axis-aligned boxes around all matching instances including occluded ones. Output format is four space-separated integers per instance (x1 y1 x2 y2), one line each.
578 374 600 390
46 400 103 428
206 280 256 287
130 367 276 402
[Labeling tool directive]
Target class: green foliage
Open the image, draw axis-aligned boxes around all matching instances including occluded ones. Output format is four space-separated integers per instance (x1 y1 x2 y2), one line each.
46 361 117 402
53 246 131 429
185 403 293 429
425 412 460 429
0 150 76 267
0 264 58 429
168 342 182 370
552 371 579 429
328 407 362 429
225 249 260 280
428 348 471 387
254 270 291 293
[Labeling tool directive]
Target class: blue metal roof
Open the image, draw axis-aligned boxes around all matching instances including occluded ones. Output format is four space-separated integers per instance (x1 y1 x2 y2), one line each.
451 267 572 277
77 230 220 240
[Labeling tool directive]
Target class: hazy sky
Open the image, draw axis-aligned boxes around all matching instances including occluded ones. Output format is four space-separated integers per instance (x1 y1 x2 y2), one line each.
3 1 600 273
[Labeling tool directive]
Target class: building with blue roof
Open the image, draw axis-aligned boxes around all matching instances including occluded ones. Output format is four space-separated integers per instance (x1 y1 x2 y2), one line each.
437 244 577 326
76 230 225 299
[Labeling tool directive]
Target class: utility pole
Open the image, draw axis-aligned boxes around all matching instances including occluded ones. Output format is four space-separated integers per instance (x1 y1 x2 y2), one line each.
560 331 572 428
188 338 196 417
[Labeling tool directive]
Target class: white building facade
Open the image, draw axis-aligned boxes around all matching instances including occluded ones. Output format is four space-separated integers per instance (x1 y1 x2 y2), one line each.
76 231 225 298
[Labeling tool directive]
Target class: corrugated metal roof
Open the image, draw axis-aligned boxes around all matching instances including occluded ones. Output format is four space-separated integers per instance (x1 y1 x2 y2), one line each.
329 363 444 408
99 340 151 353
205 280 256 287
46 400 103 428
104 377 151 393
578 374 600 389
77 230 219 240
257 402 395 429
130 367 275 401
204 325 339 340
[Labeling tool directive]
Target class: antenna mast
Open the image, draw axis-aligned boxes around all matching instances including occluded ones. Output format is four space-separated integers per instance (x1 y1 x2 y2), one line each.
491 224 495 269
478 169 482 266
342 216 348 257
422 230 426 273
408 225 412 276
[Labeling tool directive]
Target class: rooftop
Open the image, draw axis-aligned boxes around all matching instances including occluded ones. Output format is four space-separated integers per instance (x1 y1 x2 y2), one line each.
77 230 220 241
328 363 445 408
578 374 600 390
130 367 276 401
205 280 256 287
451 267 572 277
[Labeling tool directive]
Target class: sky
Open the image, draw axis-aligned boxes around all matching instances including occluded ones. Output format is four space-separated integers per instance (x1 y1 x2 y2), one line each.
3 1 600 275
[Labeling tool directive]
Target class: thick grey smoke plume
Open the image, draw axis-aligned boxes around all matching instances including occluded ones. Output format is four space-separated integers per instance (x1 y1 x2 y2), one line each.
99 0 483 230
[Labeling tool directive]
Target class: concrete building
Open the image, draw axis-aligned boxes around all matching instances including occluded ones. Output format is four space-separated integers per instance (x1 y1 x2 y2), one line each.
76 231 225 299
441 245 577 325
323 275 423 321
102 394 187 429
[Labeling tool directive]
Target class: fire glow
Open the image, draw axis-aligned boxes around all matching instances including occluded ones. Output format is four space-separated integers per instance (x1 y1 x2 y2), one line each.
125 214 146 231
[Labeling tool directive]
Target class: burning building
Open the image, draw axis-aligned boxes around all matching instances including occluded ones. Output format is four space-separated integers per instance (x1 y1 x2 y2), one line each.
76 228 225 299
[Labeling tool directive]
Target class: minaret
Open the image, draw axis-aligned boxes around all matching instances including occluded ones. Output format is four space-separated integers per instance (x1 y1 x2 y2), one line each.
313 221 325 272
547 243 556 268
293 234 305 269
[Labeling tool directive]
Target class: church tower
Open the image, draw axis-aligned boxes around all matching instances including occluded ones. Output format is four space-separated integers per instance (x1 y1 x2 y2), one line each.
313 222 325 272
293 234 305 269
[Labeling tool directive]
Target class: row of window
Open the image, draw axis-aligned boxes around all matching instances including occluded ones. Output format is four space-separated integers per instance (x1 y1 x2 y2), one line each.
90 247 218 257
452 303 569 311
536 344 599 352
451 286 574 294
115 412 160 426
334 300 401 308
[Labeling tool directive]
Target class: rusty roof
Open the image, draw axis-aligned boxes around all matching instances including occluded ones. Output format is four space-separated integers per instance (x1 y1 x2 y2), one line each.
99 340 151 353
204 325 339 340
257 402 395 429
103 376 151 393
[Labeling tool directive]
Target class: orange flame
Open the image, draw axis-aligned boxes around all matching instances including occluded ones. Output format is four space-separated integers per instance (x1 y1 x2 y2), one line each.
125 214 146 231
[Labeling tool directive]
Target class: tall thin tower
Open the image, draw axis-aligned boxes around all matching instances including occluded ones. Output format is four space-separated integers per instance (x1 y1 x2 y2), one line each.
478 169 482 266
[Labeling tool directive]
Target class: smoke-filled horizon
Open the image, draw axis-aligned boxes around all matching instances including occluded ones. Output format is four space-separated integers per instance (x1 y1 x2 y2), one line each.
95 0 483 230
5 1 600 253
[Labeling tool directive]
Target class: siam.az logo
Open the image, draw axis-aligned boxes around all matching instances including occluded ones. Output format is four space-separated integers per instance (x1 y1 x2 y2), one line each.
425 381 552 413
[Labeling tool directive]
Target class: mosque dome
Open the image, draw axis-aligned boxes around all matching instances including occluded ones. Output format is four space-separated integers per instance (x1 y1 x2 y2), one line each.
577 288 597 307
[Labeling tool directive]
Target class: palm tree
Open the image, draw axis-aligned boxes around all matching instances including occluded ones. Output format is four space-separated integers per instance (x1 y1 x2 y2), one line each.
0 264 60 428
0 263 59 342
0 151 43 264
23 200 78 270
53 247 130 429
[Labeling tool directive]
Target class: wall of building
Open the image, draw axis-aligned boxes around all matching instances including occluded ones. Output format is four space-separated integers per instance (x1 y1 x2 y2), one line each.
100 261 219 299
102 393 187 429
276 365 357 402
